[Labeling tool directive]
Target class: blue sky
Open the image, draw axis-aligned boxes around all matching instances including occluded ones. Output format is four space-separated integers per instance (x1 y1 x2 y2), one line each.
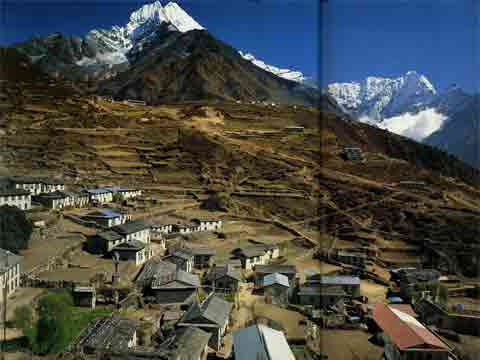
0 0 478 93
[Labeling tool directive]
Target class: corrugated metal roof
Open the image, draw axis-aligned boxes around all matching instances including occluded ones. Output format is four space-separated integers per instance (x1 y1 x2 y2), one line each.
233 324 295 360
314 275 360 286
0 249 23 273
373 304 449 351
263 273 290 288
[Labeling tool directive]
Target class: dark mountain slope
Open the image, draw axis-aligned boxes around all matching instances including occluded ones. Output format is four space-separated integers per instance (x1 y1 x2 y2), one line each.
98 30 319 106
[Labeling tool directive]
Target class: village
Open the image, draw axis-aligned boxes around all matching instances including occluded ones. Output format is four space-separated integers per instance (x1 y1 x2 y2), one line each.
0 170 479 360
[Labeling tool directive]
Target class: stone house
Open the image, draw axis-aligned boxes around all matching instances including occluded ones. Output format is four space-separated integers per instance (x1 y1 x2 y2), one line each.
111 220 151 244
164 248 194 273
191 218 223 232
75 316 137 354
149 270 200 306
332 250 367 268
33 191 71 210
204 264 243 293
235 243 280 271
0 189 31 210
72 286 96 309
297 285 345 311
306 275 361 298
90 230 125 254
262 272 291 305
0 249 22 303
178 293 233 351
188 247 216 269
112 240 153 266
82 188 113 204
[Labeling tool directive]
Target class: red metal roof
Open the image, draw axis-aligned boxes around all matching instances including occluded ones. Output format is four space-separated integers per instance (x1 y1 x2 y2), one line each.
372 304 449 351
388 304 418 318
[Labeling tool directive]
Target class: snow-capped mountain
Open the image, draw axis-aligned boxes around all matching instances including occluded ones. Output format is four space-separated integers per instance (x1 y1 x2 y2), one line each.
327 71 437 121
16 1 309 85
239 51 307 83
80 1 204 66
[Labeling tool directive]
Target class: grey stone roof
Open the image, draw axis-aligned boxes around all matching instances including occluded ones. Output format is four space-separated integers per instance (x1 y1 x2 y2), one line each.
169 248 194 261
298 286 345 296
180 294 233 327
151 270 200 289
171 327 212 359
134 259 177 288
97 231 124 242
112 220 150 235
112 240 145 251
238 243 278 258
254 264 297 275
186 247 216 256
0 248 22 273
76 316 136 352
206 264 243 283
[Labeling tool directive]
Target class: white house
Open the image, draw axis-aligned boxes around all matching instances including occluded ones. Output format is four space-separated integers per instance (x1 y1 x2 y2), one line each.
151 223 173 235
9 177 44 195
82 188 113 204
84 209 130 228
236 244 280 271
42 178 65 193
104 187 142 200
0 189 32 210
111 220 151 244
33 191 71 210
0 249 23 302
191 218 223 232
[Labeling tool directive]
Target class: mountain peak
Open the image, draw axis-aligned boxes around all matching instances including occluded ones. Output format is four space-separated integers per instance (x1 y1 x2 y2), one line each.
127 1 204 35
327 71 437 120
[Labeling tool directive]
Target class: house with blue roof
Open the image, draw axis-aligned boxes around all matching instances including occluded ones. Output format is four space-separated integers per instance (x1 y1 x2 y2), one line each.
82 188 113 204
84 209 131 228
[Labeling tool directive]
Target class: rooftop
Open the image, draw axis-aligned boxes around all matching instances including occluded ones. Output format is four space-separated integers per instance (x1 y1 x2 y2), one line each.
76 316 136 352
171 327 212 359
206 264 243 282
151 270 200 289
88 209 122 219
134 259 177 288
112 240 145 251
308 275 360 286
372 304 450 352
233 324 295 360
180 293 233 327
263 273 290 288
112 220 150 235
97 231 124 242
254 264 297 275
0 249 23 273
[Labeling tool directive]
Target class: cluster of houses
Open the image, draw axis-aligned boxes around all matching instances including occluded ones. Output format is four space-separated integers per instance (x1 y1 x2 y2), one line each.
0 176 143 211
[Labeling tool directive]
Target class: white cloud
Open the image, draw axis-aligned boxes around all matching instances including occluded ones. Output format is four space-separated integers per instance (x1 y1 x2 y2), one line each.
379 108 448 142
